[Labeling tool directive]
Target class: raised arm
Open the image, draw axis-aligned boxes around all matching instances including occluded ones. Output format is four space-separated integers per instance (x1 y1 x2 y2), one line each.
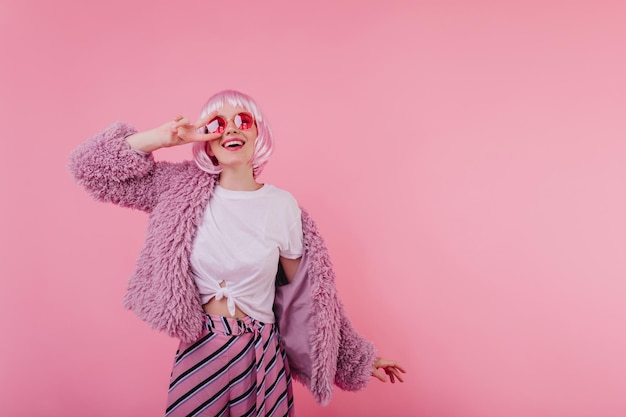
68 114 220 212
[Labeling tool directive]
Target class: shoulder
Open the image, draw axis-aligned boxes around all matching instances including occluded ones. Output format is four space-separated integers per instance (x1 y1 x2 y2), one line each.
264 184 299 207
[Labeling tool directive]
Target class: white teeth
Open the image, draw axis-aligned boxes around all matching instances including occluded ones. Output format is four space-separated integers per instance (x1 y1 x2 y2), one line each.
224 140 244 148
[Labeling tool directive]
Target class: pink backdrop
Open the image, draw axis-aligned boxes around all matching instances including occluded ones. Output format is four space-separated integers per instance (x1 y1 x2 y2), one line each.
1 1 625 416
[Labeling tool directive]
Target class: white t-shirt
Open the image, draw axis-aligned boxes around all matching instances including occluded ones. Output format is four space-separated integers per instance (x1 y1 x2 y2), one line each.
190 184 303 323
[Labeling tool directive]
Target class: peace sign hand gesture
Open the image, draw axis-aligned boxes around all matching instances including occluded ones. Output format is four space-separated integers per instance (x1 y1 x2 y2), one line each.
126 111 221 153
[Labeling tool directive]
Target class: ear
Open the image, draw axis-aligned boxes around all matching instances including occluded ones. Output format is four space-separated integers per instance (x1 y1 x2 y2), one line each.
206 142 220 165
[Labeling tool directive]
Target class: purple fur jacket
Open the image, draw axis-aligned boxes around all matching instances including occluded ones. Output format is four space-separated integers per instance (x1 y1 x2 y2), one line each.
68 122 377 405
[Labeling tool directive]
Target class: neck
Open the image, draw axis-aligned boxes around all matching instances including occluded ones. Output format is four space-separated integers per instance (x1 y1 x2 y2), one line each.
218 166 262 191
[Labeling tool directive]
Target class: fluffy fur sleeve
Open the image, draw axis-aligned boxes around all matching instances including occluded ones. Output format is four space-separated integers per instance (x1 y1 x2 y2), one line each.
334 303 377 391
68 122 172 212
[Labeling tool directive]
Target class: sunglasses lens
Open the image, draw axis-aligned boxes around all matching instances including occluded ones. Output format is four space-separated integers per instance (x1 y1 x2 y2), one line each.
235 113 254 130
206 117 225 133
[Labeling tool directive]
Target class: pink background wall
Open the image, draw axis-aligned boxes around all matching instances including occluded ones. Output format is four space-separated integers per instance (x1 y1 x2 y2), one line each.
1 1 625 416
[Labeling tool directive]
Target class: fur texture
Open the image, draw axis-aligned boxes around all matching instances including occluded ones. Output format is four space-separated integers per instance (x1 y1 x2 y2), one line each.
68 122 377 404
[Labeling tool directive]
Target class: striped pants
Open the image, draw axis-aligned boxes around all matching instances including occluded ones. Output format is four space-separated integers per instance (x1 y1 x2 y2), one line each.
165 314 295 417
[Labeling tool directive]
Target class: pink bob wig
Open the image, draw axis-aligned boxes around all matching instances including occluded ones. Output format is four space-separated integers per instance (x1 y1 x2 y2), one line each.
192 90 274 177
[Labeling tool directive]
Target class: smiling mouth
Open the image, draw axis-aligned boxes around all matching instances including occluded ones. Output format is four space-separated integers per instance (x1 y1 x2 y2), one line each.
222 139 245 149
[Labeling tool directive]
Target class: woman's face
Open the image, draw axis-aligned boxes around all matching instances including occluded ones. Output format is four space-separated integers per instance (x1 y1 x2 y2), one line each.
206 102 258 171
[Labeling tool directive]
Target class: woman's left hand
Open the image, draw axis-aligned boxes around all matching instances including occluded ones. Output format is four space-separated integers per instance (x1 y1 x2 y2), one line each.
371 357 406 383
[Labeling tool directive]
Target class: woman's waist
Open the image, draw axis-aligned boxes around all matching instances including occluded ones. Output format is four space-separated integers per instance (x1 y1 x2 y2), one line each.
202 296 276 323
202 297 248 318
202 311 273 337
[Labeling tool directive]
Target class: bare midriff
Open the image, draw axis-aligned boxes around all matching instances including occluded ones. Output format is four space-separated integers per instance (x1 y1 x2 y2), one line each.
202 297 247 318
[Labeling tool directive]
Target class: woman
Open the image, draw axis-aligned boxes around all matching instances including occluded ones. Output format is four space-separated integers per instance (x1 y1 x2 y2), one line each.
69 90 405 416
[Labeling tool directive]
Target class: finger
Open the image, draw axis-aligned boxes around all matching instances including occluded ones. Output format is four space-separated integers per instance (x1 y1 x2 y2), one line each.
393 363 407 373
387 368 402 381
176 127 221 143
372 369 387 382
378 360 407 374
173 115 184 122
194 110 219 129
387 367 405 383
174 118 192 128
191 131 222 143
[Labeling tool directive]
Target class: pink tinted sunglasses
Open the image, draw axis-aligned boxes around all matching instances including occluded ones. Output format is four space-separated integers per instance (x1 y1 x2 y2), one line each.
204 112 255 134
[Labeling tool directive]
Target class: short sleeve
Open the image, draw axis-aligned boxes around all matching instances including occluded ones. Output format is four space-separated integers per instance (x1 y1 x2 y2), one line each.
279 206 303 259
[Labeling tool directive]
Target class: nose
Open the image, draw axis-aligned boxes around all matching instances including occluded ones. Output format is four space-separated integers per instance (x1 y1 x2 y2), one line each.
224 118 240 135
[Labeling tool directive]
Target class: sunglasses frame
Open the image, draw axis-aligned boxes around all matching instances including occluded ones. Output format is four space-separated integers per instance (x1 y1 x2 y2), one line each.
205 112 256 134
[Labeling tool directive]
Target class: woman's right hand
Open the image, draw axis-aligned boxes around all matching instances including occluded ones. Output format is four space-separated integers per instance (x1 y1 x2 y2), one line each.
126 111 221 153
371 357 406 383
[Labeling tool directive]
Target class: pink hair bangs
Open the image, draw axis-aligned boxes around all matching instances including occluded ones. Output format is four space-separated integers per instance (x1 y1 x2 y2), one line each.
192 90 274 177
